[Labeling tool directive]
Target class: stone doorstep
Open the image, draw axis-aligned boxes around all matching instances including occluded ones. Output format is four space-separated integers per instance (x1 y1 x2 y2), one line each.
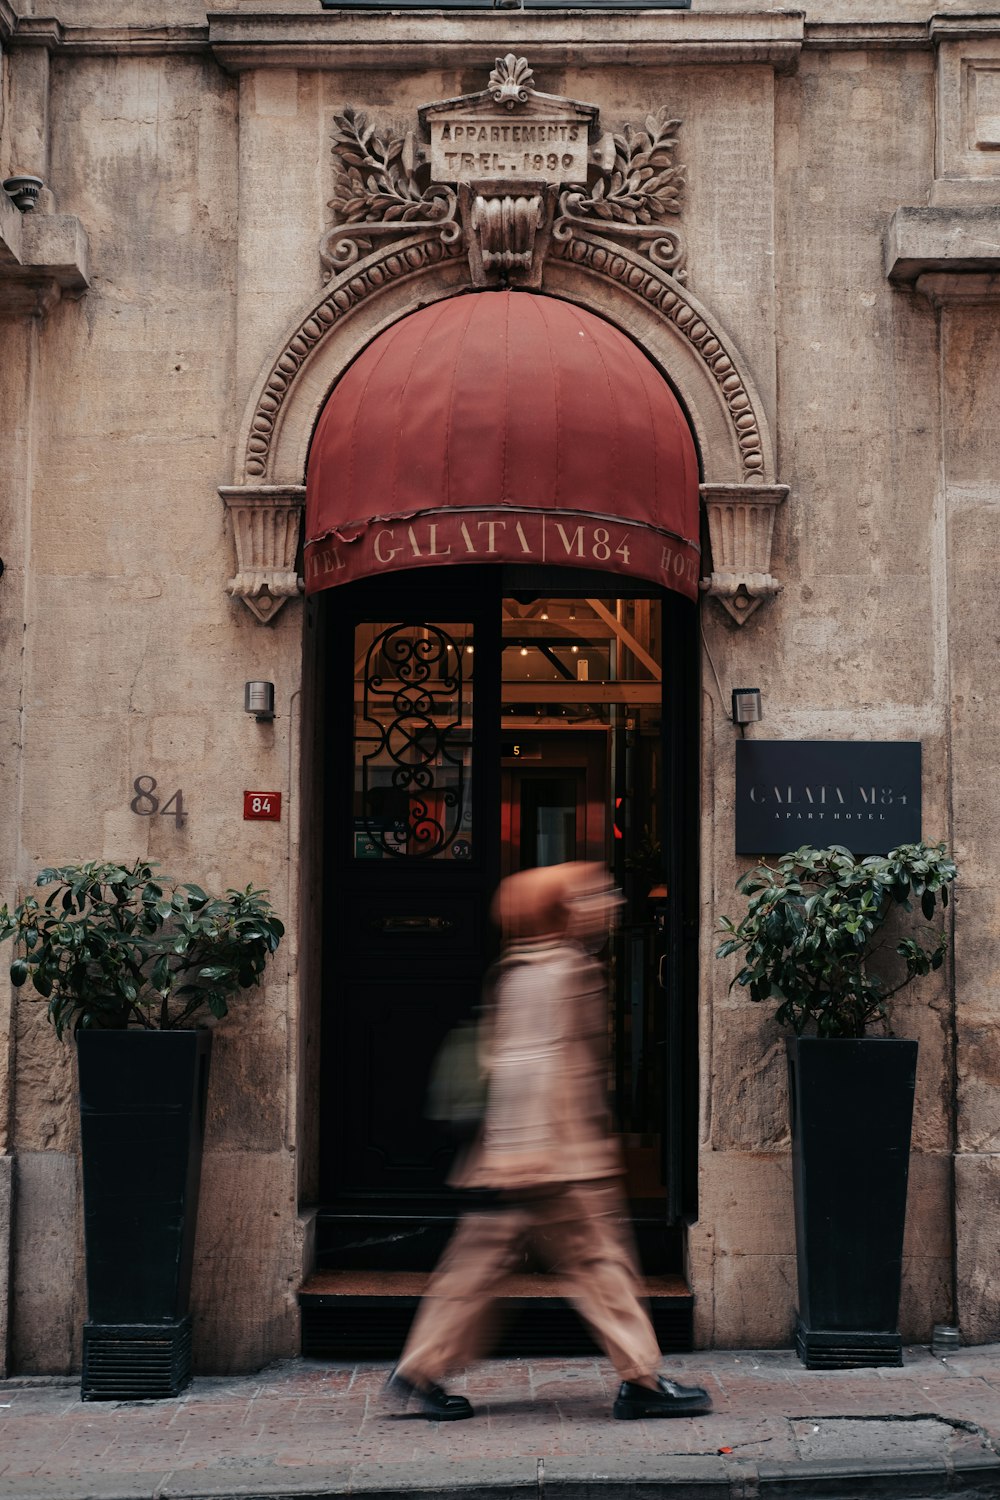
298 1270 695 1359
300 1269 692 1297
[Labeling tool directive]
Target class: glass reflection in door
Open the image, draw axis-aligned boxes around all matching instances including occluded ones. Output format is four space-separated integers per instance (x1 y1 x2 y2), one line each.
499 595 667 1201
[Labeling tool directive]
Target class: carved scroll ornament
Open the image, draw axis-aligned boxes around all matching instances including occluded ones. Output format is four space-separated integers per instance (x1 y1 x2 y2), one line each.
320 108 461 278
553 109 687 280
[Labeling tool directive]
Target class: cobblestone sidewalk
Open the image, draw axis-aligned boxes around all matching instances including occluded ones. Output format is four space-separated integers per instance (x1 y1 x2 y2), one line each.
2 1344 999 1499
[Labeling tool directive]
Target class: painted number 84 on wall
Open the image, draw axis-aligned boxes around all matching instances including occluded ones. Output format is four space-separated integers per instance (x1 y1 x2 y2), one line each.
130 776 186 828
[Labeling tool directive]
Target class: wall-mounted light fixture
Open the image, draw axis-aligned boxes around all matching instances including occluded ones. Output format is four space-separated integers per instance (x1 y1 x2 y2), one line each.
245 681 275 722
3 175 44 212
731 687 762 727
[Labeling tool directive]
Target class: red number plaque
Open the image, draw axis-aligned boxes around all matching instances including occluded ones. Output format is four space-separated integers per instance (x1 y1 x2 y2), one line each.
243 791 282 821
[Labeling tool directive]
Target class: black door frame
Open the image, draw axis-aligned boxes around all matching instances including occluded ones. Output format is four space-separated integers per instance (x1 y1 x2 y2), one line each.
316 564 700 1225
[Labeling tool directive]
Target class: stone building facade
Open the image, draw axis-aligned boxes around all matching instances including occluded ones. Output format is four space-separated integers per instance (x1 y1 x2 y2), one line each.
1 0 1000 1376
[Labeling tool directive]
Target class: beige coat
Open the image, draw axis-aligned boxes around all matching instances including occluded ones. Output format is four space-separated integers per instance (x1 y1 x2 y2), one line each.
452 936 622 1191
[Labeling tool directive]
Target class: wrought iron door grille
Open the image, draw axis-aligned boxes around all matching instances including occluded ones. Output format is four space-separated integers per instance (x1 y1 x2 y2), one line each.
357 622 470 858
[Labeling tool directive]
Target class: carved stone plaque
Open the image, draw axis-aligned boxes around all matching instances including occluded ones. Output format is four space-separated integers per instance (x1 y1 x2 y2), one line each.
422 55 594 187
426 110 590 186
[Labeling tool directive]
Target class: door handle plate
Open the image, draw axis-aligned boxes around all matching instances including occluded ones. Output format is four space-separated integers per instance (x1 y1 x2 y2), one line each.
371 915 455 934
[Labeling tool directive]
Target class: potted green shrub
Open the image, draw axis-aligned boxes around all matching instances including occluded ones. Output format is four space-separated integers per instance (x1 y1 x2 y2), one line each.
0 860 284 1400
716 841 956 1369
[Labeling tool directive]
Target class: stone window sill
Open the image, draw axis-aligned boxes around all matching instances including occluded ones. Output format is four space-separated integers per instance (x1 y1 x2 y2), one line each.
0 193 90 318
886 205 1000 303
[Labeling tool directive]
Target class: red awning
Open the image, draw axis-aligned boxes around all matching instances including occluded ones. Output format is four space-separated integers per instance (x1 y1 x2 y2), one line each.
304 291 700 599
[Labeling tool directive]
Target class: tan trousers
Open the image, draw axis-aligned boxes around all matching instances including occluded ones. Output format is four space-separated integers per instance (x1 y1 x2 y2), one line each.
396 1179 662 1385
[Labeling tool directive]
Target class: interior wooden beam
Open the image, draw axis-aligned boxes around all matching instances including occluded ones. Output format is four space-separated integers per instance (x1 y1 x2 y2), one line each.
585 598 661 681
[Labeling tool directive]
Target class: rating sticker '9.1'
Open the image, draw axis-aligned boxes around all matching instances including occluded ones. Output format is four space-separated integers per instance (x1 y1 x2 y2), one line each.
244 791 282 822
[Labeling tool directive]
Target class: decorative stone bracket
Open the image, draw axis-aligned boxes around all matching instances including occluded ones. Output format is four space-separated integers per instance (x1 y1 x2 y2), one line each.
463 181 556 289
220 486 304 623
700 483 788 624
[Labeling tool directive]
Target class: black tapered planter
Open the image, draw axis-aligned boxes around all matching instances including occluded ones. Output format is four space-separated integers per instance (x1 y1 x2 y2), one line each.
788 1036 917 1370
77 1028 211 1400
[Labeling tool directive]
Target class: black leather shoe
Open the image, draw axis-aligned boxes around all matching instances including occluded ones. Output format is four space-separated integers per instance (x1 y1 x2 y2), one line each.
384 1370 475 1421
613 1376 712 1419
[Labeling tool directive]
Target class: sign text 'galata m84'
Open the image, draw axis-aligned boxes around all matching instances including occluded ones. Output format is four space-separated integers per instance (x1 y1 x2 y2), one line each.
735 740 922 856
304 507 701 602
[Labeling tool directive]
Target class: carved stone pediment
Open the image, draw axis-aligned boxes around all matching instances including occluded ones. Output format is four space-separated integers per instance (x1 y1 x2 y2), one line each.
419 59 597 189
321 55 687 290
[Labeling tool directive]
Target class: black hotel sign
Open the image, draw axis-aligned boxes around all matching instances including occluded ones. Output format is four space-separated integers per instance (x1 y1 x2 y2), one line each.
735 741 921 856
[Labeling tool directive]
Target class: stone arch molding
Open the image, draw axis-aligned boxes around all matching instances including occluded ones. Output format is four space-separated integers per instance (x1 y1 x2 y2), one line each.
221 232 787 625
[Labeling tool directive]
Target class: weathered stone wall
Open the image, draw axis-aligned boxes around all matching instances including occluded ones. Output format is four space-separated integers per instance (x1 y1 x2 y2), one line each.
946 305 1000 1345
693 40 955 1348
1 45 304 1373
2 1 1000 1372
0 303 34 1377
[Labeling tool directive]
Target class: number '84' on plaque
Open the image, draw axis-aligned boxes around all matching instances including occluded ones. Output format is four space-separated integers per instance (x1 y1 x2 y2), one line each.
243 791 282 822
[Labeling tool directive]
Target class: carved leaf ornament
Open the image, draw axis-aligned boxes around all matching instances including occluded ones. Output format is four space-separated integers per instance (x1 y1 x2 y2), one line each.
488 53 534 105
330 109 451 226
569 111 685 227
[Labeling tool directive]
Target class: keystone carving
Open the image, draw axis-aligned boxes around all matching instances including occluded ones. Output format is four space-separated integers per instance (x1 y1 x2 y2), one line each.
469 188 544 272
462 181 556 289
699 484 789 624
220 487 305 623
321 58 687 289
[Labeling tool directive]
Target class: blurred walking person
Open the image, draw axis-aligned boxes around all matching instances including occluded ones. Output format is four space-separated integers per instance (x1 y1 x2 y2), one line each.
386 862 711 1422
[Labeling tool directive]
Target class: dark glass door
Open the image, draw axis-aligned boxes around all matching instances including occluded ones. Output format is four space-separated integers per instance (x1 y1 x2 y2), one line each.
321 572 501 1203
319 568 698 1233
